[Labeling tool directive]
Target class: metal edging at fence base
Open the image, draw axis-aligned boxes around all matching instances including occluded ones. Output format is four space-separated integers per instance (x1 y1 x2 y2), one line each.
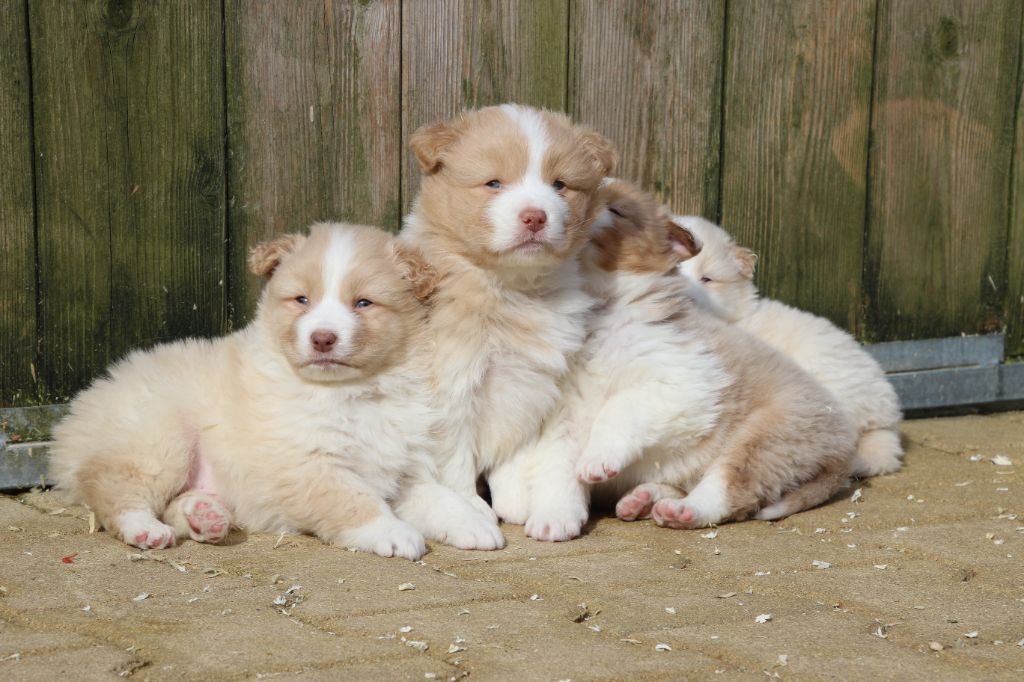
1 335 1023 491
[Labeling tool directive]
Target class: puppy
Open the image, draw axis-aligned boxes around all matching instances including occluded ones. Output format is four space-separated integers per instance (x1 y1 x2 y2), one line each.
400 104 616 523
50 223 503 559
523 180 857 540
678 217 903 476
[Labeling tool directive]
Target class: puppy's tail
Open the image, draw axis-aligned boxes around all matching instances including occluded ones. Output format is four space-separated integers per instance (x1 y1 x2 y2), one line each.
851 428 903 478
754 462 849 522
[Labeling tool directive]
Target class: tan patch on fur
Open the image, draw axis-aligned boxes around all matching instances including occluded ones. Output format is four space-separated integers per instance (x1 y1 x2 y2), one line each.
590 180 700 274
390 241 439 301
248 233 306 278
733 245 758 279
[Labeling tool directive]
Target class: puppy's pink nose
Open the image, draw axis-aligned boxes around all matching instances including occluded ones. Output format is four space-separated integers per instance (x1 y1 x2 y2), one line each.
311 330 337 353
519 208 547 233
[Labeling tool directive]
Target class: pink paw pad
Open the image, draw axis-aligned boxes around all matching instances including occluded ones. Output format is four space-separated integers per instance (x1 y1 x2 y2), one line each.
182 495 230 544
652 499 697 529
615 488 653 521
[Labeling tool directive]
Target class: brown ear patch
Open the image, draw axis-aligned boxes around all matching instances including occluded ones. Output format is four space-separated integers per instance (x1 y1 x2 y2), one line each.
733 246 758 279
248 233 305 278
410 122 461 174
391 241 439 301
579 129 617 176
667 220 701 260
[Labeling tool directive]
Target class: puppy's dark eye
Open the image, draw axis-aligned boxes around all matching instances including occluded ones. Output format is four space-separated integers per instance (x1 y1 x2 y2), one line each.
552 180 566 191
295 295 309 305
485 179 502 189
354 299 373 309
608 206 624 217
699 276 712 284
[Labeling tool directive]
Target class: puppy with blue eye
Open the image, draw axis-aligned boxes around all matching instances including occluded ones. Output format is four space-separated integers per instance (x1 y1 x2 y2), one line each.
50 223 504 559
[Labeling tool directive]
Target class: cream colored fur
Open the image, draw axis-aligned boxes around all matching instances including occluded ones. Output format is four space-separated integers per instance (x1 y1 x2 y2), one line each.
50 223 503 559
522 182 857 541
677 217 904 477
400 104 614 521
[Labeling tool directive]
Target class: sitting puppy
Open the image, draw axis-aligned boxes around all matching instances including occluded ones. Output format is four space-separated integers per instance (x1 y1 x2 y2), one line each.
524 181 857 540
401 104 615 522
50 223 503 559
677 217 903 477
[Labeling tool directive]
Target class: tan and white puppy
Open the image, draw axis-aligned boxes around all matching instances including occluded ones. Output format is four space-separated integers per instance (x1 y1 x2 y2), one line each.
401 104 615 522
50 223 503 559
523 181 857 540
677 218 903 476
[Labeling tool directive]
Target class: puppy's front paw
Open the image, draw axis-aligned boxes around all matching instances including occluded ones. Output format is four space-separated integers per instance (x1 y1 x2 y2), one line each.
491 492 529 526
340 516 427 560
524 506 588 542
575 453 623 483
117 511 176 549
439 512 506 551
467 494 499 524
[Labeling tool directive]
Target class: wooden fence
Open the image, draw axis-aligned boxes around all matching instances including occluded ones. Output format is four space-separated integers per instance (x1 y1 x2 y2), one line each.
2 0 1023 408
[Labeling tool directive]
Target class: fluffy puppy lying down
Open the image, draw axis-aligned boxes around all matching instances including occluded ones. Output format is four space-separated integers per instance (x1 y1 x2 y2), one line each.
678 218 903 477
523 181 857 540
401 104 615 522
50 223 503 560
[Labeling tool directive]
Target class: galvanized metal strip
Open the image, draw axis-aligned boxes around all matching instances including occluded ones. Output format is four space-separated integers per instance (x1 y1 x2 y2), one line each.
0 442 52 492
886 366 1001 410
998 363 1024 401
866 334 1004 373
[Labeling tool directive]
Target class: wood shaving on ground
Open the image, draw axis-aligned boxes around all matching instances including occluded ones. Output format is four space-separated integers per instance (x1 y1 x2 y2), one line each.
963 631 979 638
665 607 676 614
620 638 642 645
88 512 97 533
991 455 1013 466
402 639 428 652
398 583 416 591
132 593 150 602
812 560 832 569
755 614 773 624
399 626 413 633
850 488 863 503
717 592 737 599
654 643 672 652
929 642 943 651
701 530 718 539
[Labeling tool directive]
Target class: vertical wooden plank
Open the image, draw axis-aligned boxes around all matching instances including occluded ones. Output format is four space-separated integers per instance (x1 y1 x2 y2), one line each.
1007 11 1024 357
866 0 1022 341
0 1 37 406
30 0 225 401
720 0 876 333
226 0 401 322
570 0 724 219
401 0 569 212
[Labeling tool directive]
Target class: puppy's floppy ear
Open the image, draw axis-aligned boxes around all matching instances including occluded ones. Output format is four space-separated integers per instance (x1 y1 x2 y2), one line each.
667 219 702 261
733 245 758 279
391 240 439 301
579 129 618 176
410 121 460 174
248 233 305 278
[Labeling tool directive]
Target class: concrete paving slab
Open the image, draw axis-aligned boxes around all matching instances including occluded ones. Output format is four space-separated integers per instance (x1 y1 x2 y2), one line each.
1 412 1022 680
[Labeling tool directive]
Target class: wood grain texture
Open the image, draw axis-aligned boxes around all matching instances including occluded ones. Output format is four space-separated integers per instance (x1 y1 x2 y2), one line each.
721 0 875 333
226 0 401 322
29 0 225 400
0 2 37 406
570 0 724 219
865 0 1022 341
401 0 569 212
1007 10 1024 358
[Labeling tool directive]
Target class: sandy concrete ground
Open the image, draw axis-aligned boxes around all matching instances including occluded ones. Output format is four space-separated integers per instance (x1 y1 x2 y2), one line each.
1 412 1023 681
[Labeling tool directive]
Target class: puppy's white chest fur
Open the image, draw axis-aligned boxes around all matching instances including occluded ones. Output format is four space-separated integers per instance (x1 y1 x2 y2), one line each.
431 262 593 472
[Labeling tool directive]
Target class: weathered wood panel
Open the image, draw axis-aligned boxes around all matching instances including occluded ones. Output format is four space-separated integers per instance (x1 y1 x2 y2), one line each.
0 2 37 406
401 0 569 211
1007 10 1024 357
570 0 724 219
226 0 401 321
721 0 875 332
29 0 226 401
865 0 1022 341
